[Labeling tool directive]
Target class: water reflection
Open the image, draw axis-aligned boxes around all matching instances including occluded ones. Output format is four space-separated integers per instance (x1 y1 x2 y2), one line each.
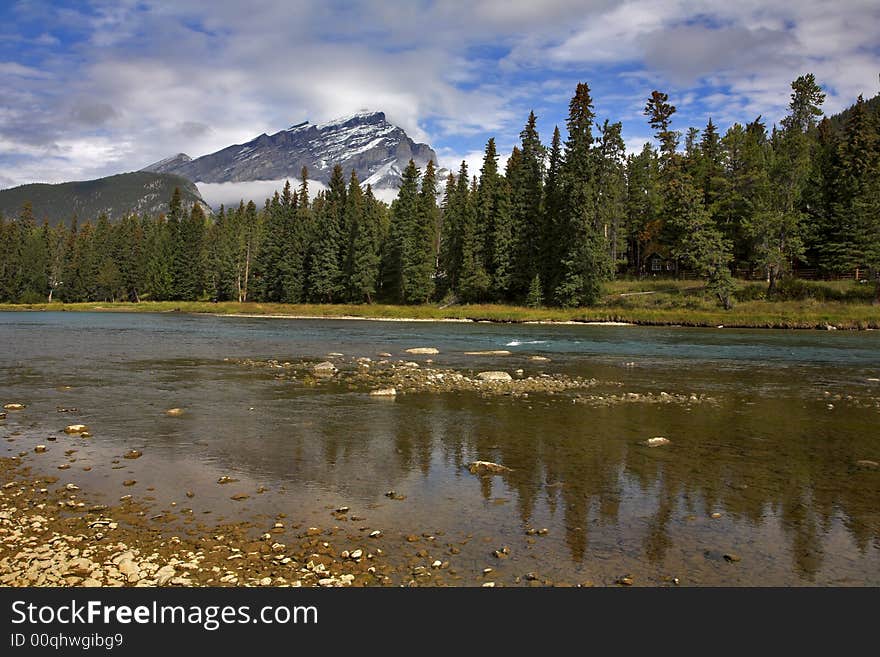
1 312 879 585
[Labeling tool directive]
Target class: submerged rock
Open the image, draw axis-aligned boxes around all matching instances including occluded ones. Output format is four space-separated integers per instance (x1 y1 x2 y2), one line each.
312 361 338 376
165 408 185 417
468 461 513 476
645 437 671 447
34 445 47 453
477 371 513 382
63 424 89 434
370 387 397 397
123 450 143 459
3 403 26 411
405 347 439 355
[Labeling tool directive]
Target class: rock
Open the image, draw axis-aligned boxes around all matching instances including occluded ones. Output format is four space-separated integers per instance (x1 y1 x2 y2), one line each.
312 361 338 376
528 356 550 362
464 350 512 356
710 512 722 519
165 408 184 416
3 403 26 410
350 549 363 560
618 576 634 586
468 461 513 476
723 553 741 563
63 424 89 434
230 494 249 501
481 582 495 588
82 578 102 587
645 437 671 447
377 352 393 358
217 476 238 484
369 530 382 538
123 450 142 459
823 324 837 331
0 411 6 419
34 445 47 453
155 565 175 586
431 560 442 569
260 577 273 586
405 347 439 355
327 352 344 357
855 459 879 469
122 480 136 487
58 464 70 470
185 491 194 498
370 388 397 397
476 371 513 382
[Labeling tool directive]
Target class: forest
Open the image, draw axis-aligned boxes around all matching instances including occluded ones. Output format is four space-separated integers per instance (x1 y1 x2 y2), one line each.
1 74 878 308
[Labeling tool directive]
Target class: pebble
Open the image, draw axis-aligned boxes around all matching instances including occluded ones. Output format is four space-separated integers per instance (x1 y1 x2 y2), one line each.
34 445 47 453
369 530 382 538
165 408 184 416
63 424 89 434
123 450 143 459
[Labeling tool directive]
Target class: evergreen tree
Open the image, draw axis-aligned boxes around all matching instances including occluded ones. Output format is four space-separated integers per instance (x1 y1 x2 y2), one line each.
541 126 564 296
510 112 545 298
349 185 383 302
556 82 610 306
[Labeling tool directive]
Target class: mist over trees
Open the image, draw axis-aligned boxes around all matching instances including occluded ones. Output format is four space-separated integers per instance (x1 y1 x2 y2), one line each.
1 75 878 307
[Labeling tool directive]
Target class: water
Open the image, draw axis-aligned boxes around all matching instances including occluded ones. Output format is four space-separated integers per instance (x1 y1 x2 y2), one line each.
2 311 879 585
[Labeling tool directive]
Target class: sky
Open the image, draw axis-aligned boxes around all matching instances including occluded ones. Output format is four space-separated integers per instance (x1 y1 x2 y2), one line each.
1 0 879 192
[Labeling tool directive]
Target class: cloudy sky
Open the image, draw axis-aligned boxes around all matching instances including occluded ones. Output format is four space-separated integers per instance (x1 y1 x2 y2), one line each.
1 0 878 190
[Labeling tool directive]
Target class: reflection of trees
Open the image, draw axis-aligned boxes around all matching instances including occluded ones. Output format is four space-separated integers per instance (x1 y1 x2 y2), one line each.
163 369 880 581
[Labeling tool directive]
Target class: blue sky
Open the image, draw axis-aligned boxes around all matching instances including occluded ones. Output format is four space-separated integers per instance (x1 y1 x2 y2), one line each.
1 0 879 189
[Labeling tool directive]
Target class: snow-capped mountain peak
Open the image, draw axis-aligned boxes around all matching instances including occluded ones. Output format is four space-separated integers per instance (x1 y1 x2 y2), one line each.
142 109 436 191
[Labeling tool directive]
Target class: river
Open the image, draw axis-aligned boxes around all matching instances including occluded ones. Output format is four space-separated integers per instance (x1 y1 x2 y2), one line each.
1 311 879 585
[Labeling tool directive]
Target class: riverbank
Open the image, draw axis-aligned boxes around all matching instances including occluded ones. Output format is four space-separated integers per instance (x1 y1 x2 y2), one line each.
1 296 878 329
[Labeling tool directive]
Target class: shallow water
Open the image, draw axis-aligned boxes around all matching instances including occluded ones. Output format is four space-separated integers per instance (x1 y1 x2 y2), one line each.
2 311 879 585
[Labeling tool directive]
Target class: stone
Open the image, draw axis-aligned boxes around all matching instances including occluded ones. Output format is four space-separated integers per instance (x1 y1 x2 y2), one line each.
34 445 47 453
723 553 741 563
63 424 89 434
369 530 382 538
3 403 26 410
855 460 879 469
481 582 495 588
369 388 397 397
122 480 136 487
217 476 238 484
468 461 513 476
165 408 184 417
312 361 338 376
618 576 634 586
260 577 272 586
529 356 550 362
123 450 142 459
431 560 442 569
464 350 511 356
645 437 670 447
477 371 513 382
155 565 175 586
350 549 363 560
377 352 393 358
405 347 439 355
230 494 249 501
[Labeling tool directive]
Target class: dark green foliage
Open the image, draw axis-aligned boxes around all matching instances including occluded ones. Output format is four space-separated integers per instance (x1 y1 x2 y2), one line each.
0 172 206 225
2 79 876 309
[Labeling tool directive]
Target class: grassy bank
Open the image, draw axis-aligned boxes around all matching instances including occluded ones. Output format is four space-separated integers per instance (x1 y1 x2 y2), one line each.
1 278 878 329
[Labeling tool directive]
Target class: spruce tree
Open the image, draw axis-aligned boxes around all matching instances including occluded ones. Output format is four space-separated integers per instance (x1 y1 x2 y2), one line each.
511 112 545 298
556 82 611 306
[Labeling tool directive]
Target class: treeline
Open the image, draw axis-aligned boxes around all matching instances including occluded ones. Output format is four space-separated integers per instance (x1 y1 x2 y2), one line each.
1 74 878 307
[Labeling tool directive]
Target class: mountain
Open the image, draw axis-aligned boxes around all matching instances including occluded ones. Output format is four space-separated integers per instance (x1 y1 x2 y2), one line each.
143 153 193 174
142 110 438 189
0 171 209 225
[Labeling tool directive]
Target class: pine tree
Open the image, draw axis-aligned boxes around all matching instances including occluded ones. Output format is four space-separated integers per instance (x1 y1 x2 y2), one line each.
541 126 564 296
556 82 611 306
525 274 543 308
403 159 438 303
510 112 545 298
308 192 342 302
342 169 365 301
349 185 383 302
595 120 626 273
624 143 661 274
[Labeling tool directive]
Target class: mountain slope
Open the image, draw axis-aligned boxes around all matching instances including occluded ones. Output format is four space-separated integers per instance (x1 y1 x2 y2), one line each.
0 172 209 225
143 110 437 188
